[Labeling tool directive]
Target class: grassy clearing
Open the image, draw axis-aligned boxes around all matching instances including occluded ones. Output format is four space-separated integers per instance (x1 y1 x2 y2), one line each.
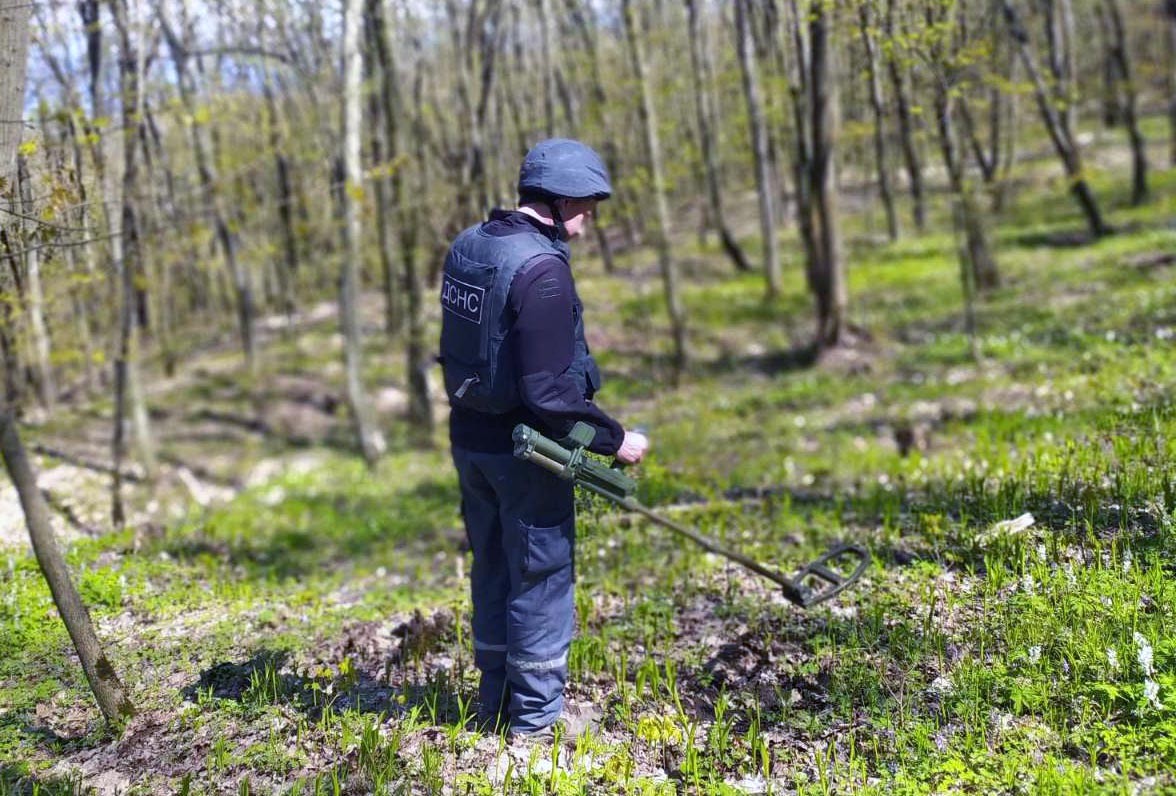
1 142 1175 793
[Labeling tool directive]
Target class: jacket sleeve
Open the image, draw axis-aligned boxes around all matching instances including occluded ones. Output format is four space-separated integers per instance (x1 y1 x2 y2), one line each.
511 258 625 455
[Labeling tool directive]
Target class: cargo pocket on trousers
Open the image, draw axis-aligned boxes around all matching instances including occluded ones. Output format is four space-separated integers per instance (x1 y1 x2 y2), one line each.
520 515 574 580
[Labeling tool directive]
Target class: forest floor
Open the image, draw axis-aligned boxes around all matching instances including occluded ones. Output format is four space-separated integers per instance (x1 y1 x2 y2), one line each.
1 129 1175 794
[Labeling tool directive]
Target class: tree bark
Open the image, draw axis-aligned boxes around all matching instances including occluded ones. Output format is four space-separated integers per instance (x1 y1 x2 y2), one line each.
0 0 31 189
565 0 620 272
1168 0 1176 166
1101 0 1148 205
535 0 558 136
858 1 898 241
160 4 259 376
261 63 298 324
341 0 386 467
371 0 434 445
884 0 926 233
15 154 56 410
685 0 751 273
110 0 158 526
364 2 402 339
808 0 846 348
735 0 781 296
623 0 687 378
0 411 135 726
1001 0 1110 238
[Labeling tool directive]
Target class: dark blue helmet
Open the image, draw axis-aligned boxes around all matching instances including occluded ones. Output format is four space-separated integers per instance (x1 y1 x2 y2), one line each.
517 138 612 201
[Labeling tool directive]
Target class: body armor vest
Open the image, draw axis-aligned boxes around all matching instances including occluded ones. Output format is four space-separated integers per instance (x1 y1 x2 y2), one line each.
439 223 601 414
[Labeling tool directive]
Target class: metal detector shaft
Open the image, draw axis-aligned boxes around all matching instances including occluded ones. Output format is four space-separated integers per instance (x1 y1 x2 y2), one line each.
512 423 869 608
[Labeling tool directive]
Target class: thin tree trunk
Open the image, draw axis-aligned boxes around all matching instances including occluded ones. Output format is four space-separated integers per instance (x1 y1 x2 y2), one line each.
885 0 925 232
784 0 819 301
535 0 558 135
364 3 401 339
935 86 999 292
623 0 687 378
858 1 898 241
160 6 258 375
809 0 846 348
565 0 620 272
1095 6 1122 128
15 154 56 410
135 100 178 377
0 411 135 726
1001 0 1110 238
341 0 386 467
407 51 436 445
110 0 158 526
1043 0 1077 134
735 0 781 296
262 66 298 324
0 0 30 188
1102 0 1148 205
685 0 751 272
1168 0 1176 166
370 0 434 444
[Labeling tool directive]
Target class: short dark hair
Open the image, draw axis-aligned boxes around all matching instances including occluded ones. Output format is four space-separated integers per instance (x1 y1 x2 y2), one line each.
518 189 557 207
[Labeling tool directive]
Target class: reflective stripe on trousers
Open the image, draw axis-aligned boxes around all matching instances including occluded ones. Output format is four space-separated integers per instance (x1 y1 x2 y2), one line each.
452 445 576 734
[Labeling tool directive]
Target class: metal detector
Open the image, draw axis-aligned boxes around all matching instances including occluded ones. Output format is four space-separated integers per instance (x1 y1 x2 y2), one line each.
513 422 869 608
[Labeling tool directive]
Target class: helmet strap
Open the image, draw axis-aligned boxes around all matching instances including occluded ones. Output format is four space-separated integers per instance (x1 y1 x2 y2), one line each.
549 199 569 241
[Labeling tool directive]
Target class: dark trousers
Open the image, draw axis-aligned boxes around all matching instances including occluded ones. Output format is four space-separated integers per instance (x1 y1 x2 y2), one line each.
451 446 576 733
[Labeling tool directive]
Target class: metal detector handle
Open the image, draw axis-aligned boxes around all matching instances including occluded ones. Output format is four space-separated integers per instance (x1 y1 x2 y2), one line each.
779 543 871 608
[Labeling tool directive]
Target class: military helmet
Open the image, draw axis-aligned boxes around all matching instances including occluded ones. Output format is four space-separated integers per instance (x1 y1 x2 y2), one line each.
517 138 612 201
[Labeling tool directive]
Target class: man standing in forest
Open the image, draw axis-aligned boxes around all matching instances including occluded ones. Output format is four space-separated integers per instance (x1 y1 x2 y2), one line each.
439 139 649 741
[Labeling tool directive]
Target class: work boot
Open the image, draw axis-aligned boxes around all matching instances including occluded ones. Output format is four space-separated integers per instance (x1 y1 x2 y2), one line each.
508 703 602 745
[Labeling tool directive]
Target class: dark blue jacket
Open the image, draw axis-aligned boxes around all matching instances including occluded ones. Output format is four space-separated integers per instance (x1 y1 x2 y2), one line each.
443 210 624 456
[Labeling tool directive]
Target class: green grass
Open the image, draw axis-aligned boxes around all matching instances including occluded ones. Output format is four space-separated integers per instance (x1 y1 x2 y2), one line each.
3 130 1176 793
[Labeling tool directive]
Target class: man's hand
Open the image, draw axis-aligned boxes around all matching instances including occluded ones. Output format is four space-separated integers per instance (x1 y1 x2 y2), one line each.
615 430 650 464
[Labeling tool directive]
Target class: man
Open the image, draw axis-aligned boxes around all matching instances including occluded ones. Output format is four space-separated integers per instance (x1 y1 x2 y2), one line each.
439 138 648 740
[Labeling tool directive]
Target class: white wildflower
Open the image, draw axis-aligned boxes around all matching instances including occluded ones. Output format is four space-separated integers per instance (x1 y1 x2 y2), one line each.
1134 632 1155 677
1036 543 1048 563
1144 680 1162 710
1021 573 1035 594
1107 648 1119 672
1027 646 1042 665
1064 563 1077 588
1122 549 1133 575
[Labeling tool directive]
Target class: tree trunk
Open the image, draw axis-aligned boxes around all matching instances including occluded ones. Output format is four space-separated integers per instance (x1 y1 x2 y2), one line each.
735 0 781 296
885 0 925 232
858 2 898 242
1168 0 1176 166
1102 0 1148 205
934 85 999 292
1042 0 1077 134
809 0 846 348
15 154 56 410
535 0 558 136
370 0 434 445
363 3 402 339
0 411 135 726
261 66 298 324
408 56 436 445
685 0 751 273
0 0 31 188
565 0 620 272
1001 0 1110 238
341 0 386 467
160 5 258 375
623 0 687 378
110 0 158 526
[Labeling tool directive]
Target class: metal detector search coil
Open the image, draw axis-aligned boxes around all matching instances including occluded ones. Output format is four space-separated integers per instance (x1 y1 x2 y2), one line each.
512 422 869 608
